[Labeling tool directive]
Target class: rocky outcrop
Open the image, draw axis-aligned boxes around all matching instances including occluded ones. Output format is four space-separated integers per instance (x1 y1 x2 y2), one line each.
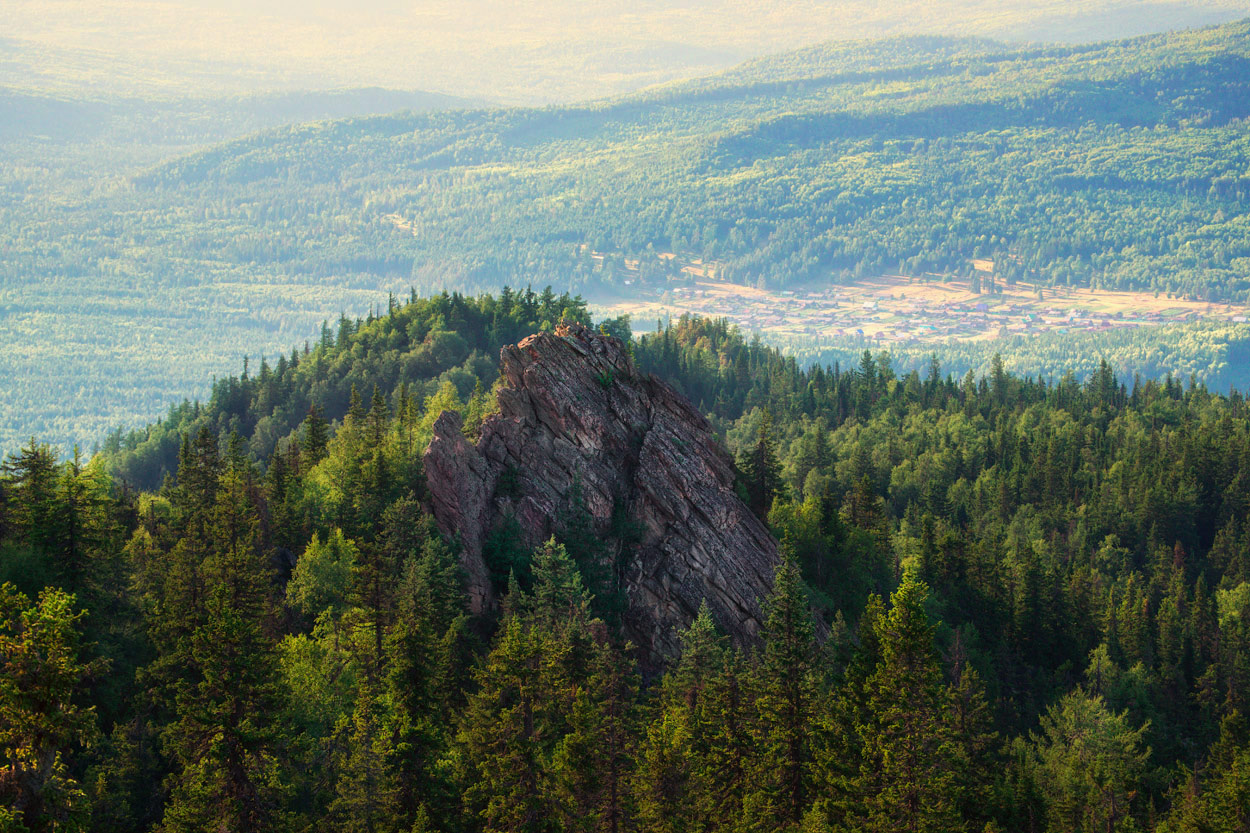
424 322 778 661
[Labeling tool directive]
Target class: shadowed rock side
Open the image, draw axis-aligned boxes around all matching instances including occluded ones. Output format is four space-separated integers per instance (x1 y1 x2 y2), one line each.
423 322 778 661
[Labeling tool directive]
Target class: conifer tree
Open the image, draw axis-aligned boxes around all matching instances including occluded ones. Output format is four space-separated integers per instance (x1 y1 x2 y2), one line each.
738 411 784 518
947 632 1000 829
329 678 401 833
301 405 330 467
458 615 554 833
0 584 97 833
384 526 470 824
552 632 639 833
1156 711 1250 833
810 594 885 828
459 539 597 833
1031 690 1149 833
745 556 817 829
352 496 418 679
635 601 752 833
856 571 963 833
158 458 287 833
2 438 60 556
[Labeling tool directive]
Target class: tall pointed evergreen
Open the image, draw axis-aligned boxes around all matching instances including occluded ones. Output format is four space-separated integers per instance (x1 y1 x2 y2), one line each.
738 411 784 518
301 405 330 467
745 556 817 829
158 453 286 833
458 539 597 833
856 571 962 833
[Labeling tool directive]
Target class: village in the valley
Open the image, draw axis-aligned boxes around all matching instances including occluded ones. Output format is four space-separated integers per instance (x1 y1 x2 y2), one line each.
591 255 1250 345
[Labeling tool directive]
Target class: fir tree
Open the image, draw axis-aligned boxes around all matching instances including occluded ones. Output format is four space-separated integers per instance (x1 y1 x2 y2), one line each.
158 461 287 833
856 571 963 833
301 405 330 467
0 584 97 833
746 556 817 829
738 411 784 518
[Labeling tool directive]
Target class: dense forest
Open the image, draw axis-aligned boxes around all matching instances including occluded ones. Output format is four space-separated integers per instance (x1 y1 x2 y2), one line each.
6 21 1250 454
784 319 1250 397
4 289 1250 832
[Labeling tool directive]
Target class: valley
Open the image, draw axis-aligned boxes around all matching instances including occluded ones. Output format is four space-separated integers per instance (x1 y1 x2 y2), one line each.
594 272 1250 345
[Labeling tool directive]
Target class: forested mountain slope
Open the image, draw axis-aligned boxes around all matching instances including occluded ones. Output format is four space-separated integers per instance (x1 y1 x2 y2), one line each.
6 290 1250 832
8 21 1250 456
0 84 477 457
135 21 1250 301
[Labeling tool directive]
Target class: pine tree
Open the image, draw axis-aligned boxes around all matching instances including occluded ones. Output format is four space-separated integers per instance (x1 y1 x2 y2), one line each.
738 412 784 518
301 405 330 467
856 571 963 833
158 460 287 833
0 584 97 833
745 556 817 829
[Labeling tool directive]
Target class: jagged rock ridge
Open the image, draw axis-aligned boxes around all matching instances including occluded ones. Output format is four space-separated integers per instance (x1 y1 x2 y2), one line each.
423 322 778 661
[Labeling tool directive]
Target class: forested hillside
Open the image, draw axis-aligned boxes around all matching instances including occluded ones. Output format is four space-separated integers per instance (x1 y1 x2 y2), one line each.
131 22 1250 301
4 291 1250 832
7 21 1250 455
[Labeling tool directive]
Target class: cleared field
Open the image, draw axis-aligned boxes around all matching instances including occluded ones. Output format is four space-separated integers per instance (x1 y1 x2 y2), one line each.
592 275 1249 345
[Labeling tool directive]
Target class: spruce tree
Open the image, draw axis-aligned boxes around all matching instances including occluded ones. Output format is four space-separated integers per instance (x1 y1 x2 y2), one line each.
329 678 401 833
947 633 1000 829
635 601 753 833
856 571 963 833
158 459 287 833
2 438 60 556
458 539 597 833
0 584 97 833
745 556 817 829
738 412 784 518
384 527 471 824
552 633 639 833
301 405 330 467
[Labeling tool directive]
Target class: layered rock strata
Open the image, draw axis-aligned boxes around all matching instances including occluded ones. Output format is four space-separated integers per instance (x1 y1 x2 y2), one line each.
424 322 777 660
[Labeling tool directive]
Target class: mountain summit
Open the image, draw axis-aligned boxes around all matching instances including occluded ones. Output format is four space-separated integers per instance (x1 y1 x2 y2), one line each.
424 322 777 660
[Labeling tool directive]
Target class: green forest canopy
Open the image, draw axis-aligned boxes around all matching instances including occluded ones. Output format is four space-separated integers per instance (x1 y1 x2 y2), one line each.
5 289 1250 832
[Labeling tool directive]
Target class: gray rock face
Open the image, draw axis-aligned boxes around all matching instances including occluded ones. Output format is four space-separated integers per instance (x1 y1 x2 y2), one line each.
423 322 777 661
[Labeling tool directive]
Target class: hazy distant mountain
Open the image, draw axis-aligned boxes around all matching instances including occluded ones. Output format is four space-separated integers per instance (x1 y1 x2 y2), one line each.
3 0 1248 103
0 87 481 144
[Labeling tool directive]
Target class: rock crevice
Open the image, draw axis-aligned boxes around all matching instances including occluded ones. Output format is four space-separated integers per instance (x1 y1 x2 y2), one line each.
424 322 778 661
